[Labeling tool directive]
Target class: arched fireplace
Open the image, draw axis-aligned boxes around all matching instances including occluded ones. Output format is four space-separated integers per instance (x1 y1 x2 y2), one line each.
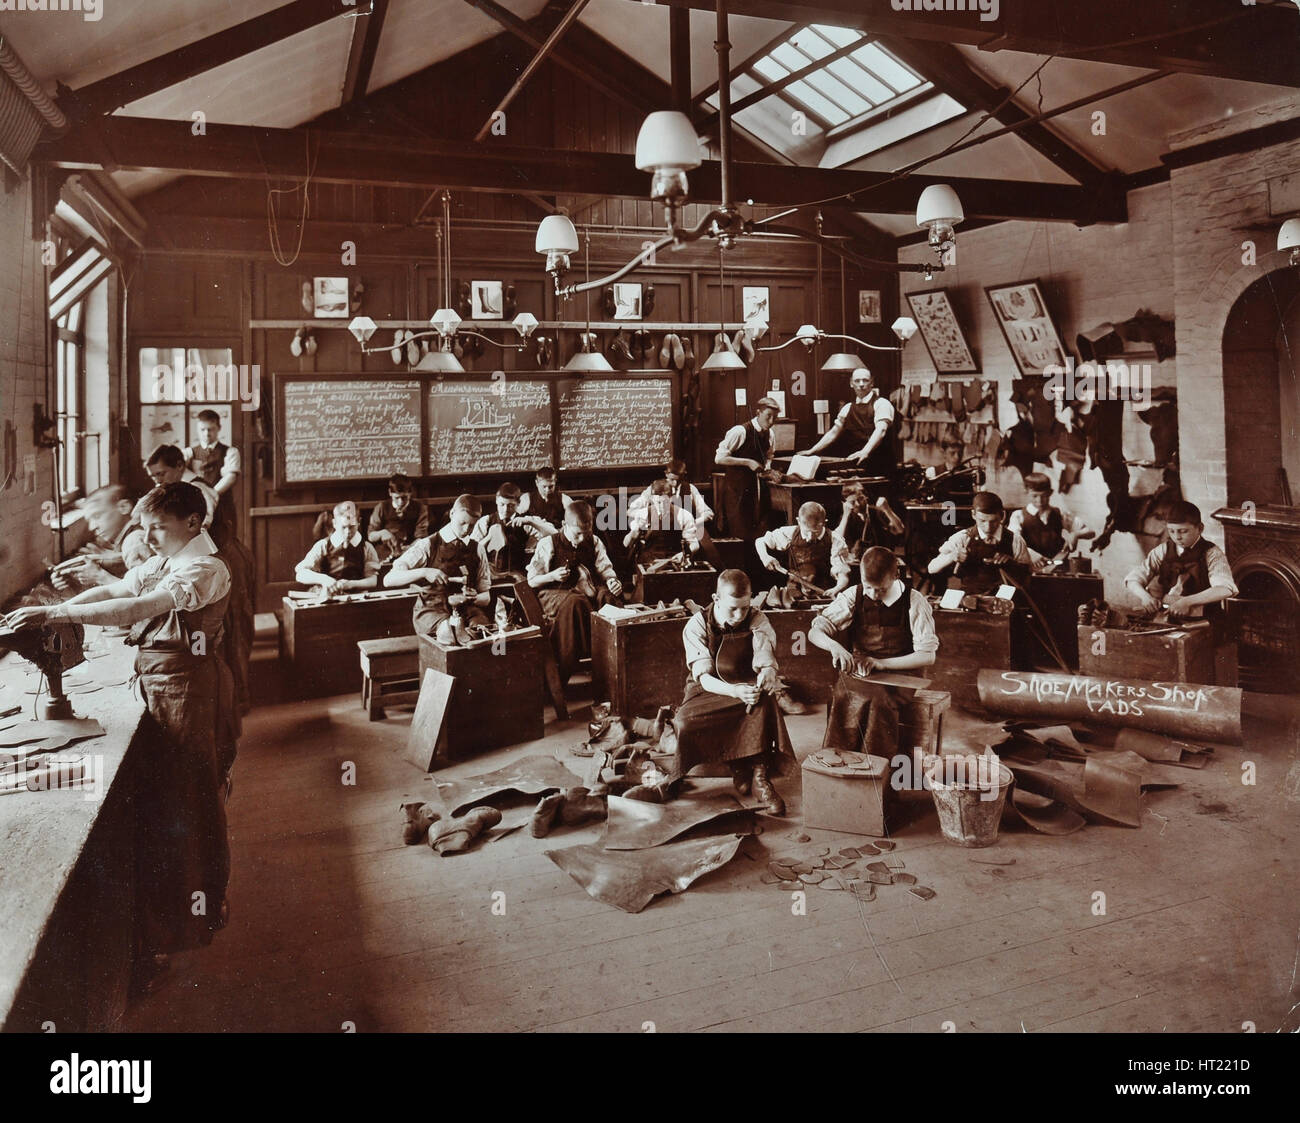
1214 266 1300 693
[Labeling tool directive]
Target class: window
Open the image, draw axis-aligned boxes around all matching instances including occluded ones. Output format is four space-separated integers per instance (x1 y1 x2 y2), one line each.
54 306 83 498
137 346 237 468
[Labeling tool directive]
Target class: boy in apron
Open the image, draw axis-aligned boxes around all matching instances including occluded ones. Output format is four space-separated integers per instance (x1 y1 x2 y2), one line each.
928 491 1032 594
810 547 938 760
295 500 381 592
385 495 492 638
5 481 237 988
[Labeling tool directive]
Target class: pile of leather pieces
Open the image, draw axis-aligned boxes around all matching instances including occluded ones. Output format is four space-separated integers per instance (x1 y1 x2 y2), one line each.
751 587 829 610
758 836 936 903
395 750 755 912
992 721 1210 834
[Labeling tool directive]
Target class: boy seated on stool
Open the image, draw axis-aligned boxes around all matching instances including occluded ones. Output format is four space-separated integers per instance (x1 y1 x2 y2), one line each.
527 500 622 685
1008 472 1094 569
928 491 1031 595
624 479 702 565
836 482 905 567
294 500 380 593
1123 500 1236 627
665 569 797 815
368 473 429 561
517 466 574 548
472 483 538 583
756 501 852 596
386 495 491 640
810 547 938 760
630 459 714 531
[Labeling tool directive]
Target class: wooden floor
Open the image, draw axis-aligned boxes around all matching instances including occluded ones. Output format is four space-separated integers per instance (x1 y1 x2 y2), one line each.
120 682 1300 1033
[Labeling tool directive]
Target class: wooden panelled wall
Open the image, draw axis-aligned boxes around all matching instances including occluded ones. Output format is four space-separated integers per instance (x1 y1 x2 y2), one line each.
126 34 901 610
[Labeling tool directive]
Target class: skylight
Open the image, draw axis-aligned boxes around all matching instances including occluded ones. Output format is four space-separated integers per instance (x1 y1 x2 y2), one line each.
745 25 928 131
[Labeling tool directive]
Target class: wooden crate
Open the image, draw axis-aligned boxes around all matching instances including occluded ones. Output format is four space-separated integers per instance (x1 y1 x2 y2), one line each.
1078 623 1216 685
1027 572 1104 669
632 563 718 607
930 608 1020 712
279 592 418 698
417 628 547 758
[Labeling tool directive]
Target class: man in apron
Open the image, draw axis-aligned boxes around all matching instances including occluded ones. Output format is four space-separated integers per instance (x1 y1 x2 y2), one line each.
798 367 901 499
5 481 237 989
715 397 781 576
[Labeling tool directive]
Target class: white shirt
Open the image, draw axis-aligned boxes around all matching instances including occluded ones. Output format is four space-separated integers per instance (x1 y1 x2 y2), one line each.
627 501 702 547
813 581 939 656
759 524 851 581
392 526 492 595
295 530 381 577
1124 539 1238 605
835 392 895 433
682 608 779 683
630 483 713 527
123 530 230 612
183 443 242 476
527 533 619 588
716 419 772 467
1008 503 1087 561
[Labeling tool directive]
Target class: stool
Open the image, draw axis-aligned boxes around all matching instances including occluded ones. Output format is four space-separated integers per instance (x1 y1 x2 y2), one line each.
358 636 421 720
898 689 951 760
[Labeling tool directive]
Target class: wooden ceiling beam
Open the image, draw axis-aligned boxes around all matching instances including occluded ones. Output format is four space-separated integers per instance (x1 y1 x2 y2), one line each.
341 0 390 106
649 0 1299 89
877 37 1107 187
66 0 354 119
34 115 1127 223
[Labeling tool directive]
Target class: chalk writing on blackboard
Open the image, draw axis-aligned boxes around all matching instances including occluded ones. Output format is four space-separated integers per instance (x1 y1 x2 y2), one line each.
428 380 553 475
558 377 673 469
282 380 422 482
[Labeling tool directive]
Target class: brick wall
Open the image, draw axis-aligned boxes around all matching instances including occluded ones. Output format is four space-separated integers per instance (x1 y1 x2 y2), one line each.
898 182 1177 597
0 179 55 607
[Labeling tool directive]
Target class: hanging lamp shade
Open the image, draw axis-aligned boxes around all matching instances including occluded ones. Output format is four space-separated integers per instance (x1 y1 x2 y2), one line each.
415 345 465 373
820 351 862 373
564 349 614 372
535 214 579 254
635 111 702 172
915 184 964 228
701 348 746 372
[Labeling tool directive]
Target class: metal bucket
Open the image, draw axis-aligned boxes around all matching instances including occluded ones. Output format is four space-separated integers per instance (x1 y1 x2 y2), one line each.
924 753 1013 848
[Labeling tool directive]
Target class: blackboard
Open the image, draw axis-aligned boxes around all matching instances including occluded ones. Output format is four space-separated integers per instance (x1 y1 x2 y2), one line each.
557 376 674 469
279 377 423 484
428 379 554 476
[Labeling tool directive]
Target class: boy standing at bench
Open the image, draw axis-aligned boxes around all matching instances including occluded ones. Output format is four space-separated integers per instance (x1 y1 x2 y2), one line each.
294 500 381 593
810 547 938 759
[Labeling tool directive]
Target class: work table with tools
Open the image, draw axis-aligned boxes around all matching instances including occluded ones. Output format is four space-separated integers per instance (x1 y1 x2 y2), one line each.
0 633 147 1031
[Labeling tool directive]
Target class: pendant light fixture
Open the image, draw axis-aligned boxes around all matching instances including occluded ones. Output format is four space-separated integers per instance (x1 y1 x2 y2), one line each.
564 226 614 373
701 244 745 373
821 257 861 373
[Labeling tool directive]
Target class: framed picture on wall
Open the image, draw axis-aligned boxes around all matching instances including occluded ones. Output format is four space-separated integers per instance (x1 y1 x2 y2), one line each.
614 282 642 320
904 288 979 375
984 279 1067 376
858 289 882 323
312 277 350 318
742 286 769 323
140 404 187 450
471 280 503 319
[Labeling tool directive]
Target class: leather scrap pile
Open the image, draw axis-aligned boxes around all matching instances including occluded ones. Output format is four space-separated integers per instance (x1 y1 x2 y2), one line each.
991 721 1208 834
758 836 936 903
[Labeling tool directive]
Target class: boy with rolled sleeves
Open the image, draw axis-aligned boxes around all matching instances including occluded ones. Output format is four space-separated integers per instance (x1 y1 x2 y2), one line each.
368 473 429 561
5 482 238 982
756 501 852 596
1123 500 1236 626
666 569 796 815
386 495 491 639
624 479 702 566
1008 472 1094 568
810 547 938 759
51 484 149 590
294 500 381 592
715 397 780 548
631 459 714 531
527 500 622 685
836 482 905 568
928 490 1031 594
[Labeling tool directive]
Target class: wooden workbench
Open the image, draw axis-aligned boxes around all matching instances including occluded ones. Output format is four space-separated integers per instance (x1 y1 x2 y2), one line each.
279 590 419 698
929 605 1029 713
0 633 145 1031
1078 622 1218 685
1027 571 1104 669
